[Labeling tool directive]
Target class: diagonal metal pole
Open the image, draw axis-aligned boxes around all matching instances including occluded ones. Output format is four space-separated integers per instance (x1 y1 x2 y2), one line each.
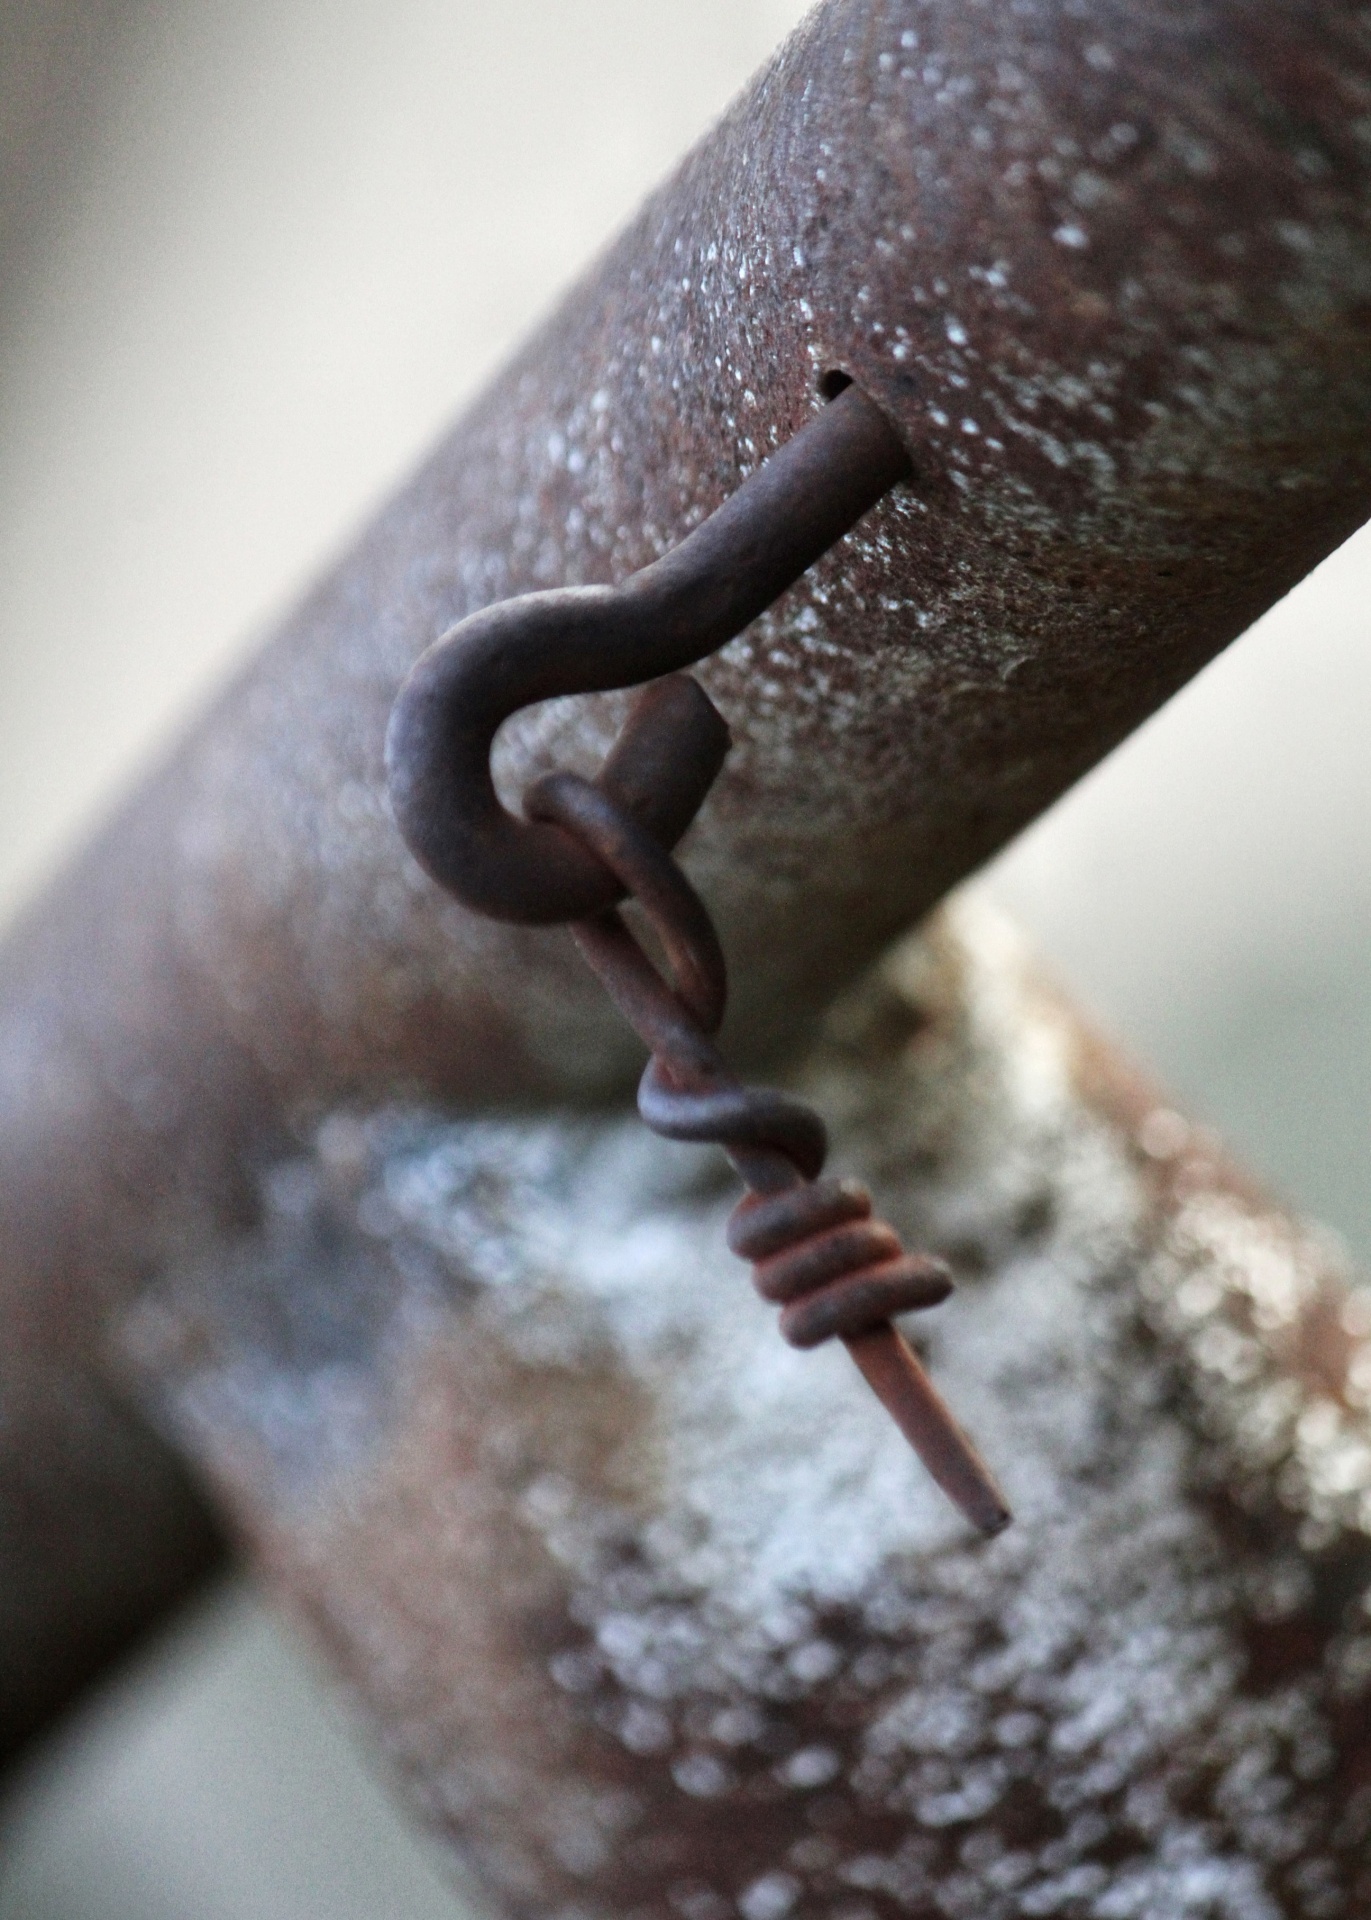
3 0 1371 1896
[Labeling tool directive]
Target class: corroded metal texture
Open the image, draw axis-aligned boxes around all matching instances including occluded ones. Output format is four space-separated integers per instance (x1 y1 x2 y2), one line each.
386 377 1005 1528
130 898 1371 1916
7 0 1369 1118
3 0 1371 1797
386 382 911 925
527 717 1007 1533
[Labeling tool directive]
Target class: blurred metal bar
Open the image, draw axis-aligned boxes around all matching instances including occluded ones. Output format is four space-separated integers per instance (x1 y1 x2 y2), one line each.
2 0 1371 1835
163 899 1371 1912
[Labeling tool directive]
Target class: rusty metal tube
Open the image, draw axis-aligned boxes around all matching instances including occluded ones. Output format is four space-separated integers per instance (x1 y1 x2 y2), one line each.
3 0 1371 1843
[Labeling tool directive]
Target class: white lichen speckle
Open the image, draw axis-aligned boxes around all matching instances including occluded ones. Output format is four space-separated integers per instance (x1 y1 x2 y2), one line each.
137 897 1371 1917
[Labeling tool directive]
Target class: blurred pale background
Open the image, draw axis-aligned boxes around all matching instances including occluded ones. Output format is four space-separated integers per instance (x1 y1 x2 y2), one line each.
0 0 1368 1912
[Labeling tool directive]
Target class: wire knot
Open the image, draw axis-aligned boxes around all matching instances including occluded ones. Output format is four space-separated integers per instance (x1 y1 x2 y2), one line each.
527 727 1008 1535
385 383 1010 1534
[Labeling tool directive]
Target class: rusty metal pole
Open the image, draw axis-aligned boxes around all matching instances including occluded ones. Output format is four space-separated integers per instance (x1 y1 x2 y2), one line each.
4 0 1371 1895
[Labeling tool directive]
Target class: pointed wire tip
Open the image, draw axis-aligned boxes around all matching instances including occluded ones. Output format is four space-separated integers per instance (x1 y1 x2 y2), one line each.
844 1322 1012 1538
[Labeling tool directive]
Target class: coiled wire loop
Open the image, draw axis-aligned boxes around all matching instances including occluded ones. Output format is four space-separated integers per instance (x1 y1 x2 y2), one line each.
528 718 1009 1536
387 383 1010 1535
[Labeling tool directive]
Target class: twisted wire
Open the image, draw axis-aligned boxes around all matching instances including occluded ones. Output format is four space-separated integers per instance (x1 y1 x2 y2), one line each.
526 739 1010 1536
387 383 1011 1534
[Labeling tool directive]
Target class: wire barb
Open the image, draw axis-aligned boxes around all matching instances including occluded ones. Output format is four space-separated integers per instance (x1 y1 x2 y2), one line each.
534 753 1010 1538
386 383 1011 1535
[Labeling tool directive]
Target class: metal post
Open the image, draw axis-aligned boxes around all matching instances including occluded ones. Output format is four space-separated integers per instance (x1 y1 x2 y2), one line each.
2 0 1371 1900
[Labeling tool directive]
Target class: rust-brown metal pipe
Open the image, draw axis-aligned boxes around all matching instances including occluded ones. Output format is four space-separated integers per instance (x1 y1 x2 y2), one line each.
3 0 1371 1784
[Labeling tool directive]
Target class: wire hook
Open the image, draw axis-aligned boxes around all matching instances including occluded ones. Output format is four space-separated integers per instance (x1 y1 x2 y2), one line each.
385 383 911 922
385 380 1011 1535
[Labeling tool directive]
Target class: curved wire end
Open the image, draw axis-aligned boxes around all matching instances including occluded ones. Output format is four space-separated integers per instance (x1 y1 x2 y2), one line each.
384 378 1010 1534
384 380 907 923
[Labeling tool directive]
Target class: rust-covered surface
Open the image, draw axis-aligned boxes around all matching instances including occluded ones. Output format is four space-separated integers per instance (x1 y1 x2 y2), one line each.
129 899 1371 1916
145 0 1371 1096
5 0 1369 1115
2 0 1371 1869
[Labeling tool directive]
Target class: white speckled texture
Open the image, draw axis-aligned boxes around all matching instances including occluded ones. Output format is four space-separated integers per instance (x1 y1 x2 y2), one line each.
129 897 1371 1917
